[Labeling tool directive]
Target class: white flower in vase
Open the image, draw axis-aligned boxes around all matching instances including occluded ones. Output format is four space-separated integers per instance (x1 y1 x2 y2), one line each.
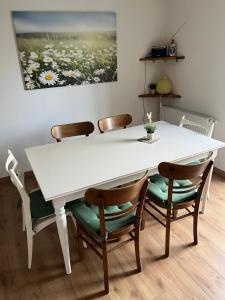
147 112 152 124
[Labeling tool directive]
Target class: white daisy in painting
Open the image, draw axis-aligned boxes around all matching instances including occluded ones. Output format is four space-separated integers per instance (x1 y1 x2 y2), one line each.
52 62 59 69
55 52 62 58
39 70 58 86
27 67 33 75
74 70 82 77
94 69 105 76
42 50 51 56
24 75 31 82
61 57 71 63
43 56 53 63
29 62 40 71
62 70 81 78
30 52 38 59
26 81 35 90
93 77 101 83
20 51 25 60
59 80 66 85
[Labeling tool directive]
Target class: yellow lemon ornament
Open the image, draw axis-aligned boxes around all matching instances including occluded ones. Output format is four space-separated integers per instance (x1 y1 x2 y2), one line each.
156 75 172 95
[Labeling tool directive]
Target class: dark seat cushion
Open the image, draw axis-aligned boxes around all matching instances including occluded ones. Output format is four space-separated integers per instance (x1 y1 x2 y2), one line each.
18 190 78 229
68 200 136 239
148 174 197 206
29 189 55 219
17 189 55 220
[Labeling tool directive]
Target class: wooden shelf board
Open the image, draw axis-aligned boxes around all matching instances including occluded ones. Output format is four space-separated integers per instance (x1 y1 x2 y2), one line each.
138 93 181 98
139 56 185 61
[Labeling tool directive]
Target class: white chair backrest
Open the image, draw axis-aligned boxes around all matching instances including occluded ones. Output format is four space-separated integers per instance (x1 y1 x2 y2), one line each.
5 150 32 232
5 150 24 184
179 115 215 138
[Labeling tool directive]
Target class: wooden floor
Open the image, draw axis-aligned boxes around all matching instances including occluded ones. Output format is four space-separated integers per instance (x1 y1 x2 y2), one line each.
0 174 225 300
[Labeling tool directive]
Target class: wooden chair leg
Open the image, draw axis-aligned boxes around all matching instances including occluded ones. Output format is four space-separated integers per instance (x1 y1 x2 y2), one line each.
173 209 178 219
134 226 141 272
165 208 171 258
70 214 77 232
102 241 109 294
141 214 145 231
193 204 200 245
77 224 84 260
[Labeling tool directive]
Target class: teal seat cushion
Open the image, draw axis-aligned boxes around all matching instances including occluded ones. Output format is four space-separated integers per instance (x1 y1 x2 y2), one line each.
148 174 197 205
18 190 78 230
17 189 55 220
188 159 201 165
68 200 136 239
29 189 54 219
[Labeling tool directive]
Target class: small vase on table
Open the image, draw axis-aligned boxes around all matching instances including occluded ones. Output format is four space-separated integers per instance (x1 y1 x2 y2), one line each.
147 132 155 141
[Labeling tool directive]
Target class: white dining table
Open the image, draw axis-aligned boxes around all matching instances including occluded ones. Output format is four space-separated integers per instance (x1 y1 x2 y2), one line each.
25 121 225 274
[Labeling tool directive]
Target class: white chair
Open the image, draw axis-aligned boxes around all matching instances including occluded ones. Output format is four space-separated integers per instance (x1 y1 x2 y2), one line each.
5 150 75 269
179 115 216 213
179 115 215 138
5 150 27 232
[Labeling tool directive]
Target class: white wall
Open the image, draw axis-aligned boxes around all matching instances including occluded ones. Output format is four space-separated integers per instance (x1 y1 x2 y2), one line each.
165 0 225 170
0 0 167 177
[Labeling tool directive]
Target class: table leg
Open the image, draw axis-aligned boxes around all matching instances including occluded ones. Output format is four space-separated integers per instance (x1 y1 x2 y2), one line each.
53 200 71 274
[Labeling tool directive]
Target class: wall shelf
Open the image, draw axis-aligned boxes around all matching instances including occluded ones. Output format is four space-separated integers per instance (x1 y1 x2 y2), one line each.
139 53 184 114
139 55 185 62
138 93 181 98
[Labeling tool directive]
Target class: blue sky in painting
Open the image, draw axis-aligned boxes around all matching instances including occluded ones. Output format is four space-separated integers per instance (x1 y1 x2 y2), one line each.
12 11 116 33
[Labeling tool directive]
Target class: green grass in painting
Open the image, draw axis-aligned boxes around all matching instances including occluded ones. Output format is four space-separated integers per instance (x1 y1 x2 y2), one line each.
17 32 117 90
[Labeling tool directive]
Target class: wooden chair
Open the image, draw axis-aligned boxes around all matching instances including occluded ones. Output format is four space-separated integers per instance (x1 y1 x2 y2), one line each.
144 154 213 257
51 121 94 142
179 115 215 138
68 171 148 294
5 150 74 269
98 114 132 133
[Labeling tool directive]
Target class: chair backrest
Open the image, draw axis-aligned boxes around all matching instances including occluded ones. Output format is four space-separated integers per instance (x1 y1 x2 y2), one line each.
179 115 215 137
51 121 95 142
5 150 32 232
158 153 213 207
98 114 132 133
85 171 148 238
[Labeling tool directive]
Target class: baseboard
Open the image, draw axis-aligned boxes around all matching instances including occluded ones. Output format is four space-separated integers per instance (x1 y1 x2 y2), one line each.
213 167 225 178
0 170 34 184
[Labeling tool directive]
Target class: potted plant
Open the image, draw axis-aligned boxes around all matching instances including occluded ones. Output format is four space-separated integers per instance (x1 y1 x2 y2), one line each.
148 83 157 95
144 123 157 141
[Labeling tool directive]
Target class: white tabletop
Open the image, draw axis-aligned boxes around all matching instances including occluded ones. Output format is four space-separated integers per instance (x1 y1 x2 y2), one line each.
25 121 225 201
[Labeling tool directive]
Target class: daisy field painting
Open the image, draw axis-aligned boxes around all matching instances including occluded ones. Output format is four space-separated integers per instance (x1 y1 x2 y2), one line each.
12 11 117 90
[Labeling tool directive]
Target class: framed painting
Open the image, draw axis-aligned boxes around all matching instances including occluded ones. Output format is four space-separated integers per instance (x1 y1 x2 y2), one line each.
12 11 117 90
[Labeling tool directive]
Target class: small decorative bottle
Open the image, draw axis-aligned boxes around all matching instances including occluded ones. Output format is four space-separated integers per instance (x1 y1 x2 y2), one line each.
168 39 177 57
